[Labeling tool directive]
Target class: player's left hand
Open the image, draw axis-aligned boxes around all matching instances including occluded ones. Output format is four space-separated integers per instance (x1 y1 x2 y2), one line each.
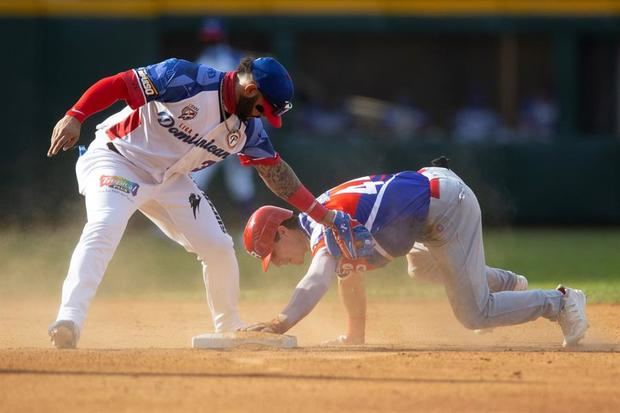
241 319 288 334
48 115 82 157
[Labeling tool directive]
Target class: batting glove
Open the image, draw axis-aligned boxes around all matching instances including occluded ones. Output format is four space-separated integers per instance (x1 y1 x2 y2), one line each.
324 211 374 259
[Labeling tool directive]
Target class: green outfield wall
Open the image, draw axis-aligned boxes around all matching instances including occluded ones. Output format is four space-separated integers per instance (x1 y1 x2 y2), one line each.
1 14 618 224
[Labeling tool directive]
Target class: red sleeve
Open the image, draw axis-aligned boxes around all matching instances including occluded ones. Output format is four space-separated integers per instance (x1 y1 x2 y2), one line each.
65 70 145 123
237 153 281 166
287 185 329 222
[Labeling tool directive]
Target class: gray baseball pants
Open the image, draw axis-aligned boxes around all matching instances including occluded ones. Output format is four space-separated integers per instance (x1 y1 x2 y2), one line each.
410 167 563 329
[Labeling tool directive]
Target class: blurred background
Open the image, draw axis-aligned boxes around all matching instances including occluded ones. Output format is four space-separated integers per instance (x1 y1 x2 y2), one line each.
1 1 619 301
1 0 619 226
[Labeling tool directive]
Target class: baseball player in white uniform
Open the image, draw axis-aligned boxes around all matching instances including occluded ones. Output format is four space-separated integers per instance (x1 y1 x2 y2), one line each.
46 56 352 349
241 160 589 347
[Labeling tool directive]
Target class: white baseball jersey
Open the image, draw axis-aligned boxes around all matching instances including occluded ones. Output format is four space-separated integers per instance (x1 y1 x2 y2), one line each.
54 58 277 335
87 58 277 185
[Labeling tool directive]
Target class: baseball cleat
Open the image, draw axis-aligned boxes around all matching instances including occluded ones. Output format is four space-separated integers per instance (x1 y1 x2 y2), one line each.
474 274 529 335
48 320 79 349
557 285 589 347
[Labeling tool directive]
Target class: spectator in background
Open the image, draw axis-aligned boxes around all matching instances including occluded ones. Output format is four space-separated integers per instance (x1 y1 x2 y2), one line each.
299 100 352 136
291 83 353 137
191 18 257 219
452 89 501 142
382 95 429 141
518 89 558 142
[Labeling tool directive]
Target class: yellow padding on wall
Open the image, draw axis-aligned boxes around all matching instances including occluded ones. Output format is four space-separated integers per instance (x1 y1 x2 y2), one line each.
1 0 619 17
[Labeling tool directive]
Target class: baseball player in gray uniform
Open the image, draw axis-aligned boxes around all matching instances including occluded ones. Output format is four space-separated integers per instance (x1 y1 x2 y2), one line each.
241 160 589 347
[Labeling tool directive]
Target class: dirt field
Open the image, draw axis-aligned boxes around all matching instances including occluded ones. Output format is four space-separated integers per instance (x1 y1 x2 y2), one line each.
1 297 619 412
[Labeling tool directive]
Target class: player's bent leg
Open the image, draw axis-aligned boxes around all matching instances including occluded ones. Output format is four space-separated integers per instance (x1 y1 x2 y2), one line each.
407 246 528 291
454 289 564 330
54 186 140 346
56 216 130 324
424 172 564 334
474 270 528 334
487 267 528 293
141 175 244 332
465 284 587 347
435 233 562 331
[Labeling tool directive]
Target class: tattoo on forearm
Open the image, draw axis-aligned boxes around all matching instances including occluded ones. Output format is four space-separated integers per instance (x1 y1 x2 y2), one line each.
255 160 301 199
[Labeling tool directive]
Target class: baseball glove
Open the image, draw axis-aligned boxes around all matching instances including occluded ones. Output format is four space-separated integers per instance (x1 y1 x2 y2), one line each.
324 211 374 260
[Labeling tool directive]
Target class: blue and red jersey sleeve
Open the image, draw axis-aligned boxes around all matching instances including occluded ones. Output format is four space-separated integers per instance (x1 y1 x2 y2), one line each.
67 70 139 122
72 58 279 165
67 59 221 122
237 118 278 165
136 58 221 105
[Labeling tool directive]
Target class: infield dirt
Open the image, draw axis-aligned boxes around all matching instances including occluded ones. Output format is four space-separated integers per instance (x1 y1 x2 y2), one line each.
1 297 619 412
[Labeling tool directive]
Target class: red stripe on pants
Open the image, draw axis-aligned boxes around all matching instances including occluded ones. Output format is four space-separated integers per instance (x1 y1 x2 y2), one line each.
430 178 440 199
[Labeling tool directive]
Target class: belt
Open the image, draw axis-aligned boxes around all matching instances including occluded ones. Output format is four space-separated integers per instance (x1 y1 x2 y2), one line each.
429 178 440 199
107 142 121 156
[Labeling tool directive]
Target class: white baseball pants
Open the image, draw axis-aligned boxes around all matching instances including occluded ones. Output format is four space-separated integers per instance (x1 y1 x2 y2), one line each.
55 147 244 333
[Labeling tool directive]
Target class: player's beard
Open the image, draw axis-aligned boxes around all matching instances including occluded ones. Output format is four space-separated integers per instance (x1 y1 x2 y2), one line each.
236 94 260 121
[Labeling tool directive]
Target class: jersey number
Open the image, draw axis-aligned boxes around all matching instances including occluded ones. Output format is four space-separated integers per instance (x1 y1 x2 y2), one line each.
334 181 384 196
191 160 217 172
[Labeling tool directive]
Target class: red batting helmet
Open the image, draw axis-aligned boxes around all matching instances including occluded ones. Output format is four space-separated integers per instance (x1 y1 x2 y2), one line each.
243 205 294 272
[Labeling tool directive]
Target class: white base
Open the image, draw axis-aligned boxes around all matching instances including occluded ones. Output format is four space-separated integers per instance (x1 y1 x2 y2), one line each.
192 331 297 349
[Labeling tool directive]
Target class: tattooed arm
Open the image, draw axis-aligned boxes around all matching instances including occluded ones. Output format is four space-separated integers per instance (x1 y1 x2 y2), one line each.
254 159 335 225
254 158 300 198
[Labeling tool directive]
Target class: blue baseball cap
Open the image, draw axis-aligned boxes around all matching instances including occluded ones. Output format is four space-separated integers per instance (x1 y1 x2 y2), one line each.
251 57 294 128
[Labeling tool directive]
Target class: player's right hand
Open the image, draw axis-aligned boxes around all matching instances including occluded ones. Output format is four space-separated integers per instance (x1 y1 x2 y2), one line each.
47 115 82 157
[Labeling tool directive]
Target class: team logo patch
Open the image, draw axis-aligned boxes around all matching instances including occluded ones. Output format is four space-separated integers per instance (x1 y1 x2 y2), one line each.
136 68 158 97
99 175 140 196
179 104 199 120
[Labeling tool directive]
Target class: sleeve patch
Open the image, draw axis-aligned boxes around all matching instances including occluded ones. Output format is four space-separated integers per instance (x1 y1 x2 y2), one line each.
135 68 159 98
